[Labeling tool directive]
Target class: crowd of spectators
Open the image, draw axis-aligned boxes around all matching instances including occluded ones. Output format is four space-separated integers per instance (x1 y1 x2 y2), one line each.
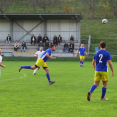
5 34 75 52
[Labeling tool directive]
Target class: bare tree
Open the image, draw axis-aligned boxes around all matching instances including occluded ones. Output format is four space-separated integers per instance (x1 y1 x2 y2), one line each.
82 0 97 18
26 0 62 13
0 0 12 13
109 0 117 18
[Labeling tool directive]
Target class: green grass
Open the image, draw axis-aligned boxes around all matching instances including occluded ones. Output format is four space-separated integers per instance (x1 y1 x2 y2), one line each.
0 61 117 117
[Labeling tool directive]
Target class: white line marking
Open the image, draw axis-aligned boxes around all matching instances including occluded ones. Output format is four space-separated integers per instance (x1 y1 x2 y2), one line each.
0 72 27 81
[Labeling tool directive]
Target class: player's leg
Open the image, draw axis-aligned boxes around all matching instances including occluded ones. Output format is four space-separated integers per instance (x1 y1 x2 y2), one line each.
19 65 36 72
44 68 55 85
87 71 100 101
19 58 42 72
80 56 82 66
101 80 108 100
101 72 108 100
33 67 40 75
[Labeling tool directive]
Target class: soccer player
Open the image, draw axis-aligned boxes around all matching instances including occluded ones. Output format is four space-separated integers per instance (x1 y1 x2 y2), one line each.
0 49 5 68
19 44 56 85
33 46 45 75
87 41 114 101
76 44 87 67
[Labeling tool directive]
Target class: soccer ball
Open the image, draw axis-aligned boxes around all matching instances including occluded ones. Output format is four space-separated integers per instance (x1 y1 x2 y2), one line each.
102 19 108 24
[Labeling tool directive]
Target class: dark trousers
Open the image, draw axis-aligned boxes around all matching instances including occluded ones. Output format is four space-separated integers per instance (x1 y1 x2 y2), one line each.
14 47 19 51
31 41 36 45
69 48 74 52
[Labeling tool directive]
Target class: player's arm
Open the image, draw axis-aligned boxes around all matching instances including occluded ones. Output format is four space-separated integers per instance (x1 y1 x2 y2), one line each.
34 54 38 57
92 59 96 70
45 52 56 59
85 51 87 56
0 62 5 68
76 51 79 57
108 60 114 76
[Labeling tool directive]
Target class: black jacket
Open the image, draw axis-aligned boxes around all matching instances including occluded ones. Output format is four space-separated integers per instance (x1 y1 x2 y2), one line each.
69 43 74 49
22 43 27 48
58 37 62 42
43 36 49 43
6 36 11 41
45 42 49 47
70 37 74 41
64 44 68 48
53 37 58 42
31 36 36 42
38 43 44 47
37 36 42 43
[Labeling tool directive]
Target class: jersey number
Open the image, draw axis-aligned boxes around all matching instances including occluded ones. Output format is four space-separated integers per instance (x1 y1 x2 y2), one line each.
99 54 103 63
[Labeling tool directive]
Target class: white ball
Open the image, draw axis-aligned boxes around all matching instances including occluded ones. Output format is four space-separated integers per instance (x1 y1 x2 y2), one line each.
102 19 108 24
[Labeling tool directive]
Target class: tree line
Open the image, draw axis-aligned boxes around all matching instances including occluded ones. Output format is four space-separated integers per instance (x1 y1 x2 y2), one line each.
0 0 117 18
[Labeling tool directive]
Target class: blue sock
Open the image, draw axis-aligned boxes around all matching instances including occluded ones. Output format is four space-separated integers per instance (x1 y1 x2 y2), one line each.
82 61 84 65
80 61 82 64
46 73 51 83
90 84 97 93
101 87 107 98
21 66 31 69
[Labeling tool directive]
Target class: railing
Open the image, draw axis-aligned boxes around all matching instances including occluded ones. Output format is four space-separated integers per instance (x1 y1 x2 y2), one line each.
88 35 91 53
2 52 13 60
52 52 75 60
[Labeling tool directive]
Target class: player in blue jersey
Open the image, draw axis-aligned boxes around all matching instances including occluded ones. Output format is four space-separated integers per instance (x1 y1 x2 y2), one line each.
76 44 87 67
19 44 56 85
87 41 114 101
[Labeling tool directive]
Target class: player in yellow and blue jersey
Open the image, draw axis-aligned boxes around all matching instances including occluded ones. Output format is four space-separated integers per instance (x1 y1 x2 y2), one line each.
76 44 87 67
87 41 114 101
19 44 56 85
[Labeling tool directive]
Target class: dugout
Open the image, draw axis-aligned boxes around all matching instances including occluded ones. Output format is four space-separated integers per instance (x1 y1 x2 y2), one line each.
0 13 83 42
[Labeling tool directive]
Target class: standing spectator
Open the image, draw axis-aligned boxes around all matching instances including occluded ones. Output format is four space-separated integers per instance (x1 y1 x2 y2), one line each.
53 35 58 45
31 34 36 45
44 40 49 50
58 35 62 45
38 41 44 50
14 41 19 51
6 34 11 45
21 41 27 52
43 34 49 43
37 34 42 44
69 41 74 52
63 42 68 52
70 35 74 42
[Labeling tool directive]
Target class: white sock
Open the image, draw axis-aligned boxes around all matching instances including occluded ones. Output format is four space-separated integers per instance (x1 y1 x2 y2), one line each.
33 68 37 74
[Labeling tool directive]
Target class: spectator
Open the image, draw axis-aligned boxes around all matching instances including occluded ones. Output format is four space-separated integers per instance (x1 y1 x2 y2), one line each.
31 34 36 45
21 41 27 52
53 35 58 45
38 41 44 50
58 35 62 45
69 41 74 52
44 40 49 50
37 34 42 44
63 42 68 52
70 35 74 42
43 34 49 43
6 34 11 45
14 41 19 51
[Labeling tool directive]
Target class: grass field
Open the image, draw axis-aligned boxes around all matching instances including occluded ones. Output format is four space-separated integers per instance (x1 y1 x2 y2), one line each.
0 61 117 117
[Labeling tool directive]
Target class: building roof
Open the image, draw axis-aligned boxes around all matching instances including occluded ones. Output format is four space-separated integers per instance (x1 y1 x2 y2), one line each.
0 13 83 21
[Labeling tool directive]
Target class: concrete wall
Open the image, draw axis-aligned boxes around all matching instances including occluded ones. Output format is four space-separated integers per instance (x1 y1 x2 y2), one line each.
0 19 80 42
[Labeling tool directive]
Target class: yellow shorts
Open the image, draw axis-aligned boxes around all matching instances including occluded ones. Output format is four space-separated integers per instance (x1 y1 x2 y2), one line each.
35 58 47 68
94 71 108 81
80 56 85 59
